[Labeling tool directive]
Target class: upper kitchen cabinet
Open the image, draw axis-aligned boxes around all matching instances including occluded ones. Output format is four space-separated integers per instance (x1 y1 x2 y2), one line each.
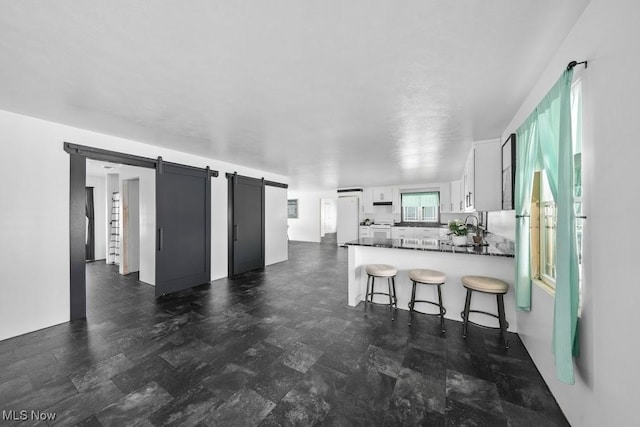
438 183 451 214
449 180 463 213
362 187 374 213
463 140 501 212
463 148 475 211
392 187 401 214
372 187 393 204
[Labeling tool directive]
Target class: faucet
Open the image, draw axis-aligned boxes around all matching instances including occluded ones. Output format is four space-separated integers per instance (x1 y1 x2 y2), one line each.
464 215 481 235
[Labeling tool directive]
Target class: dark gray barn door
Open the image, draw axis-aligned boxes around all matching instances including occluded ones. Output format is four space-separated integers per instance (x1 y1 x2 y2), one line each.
156 159 211 297
228 174 265 276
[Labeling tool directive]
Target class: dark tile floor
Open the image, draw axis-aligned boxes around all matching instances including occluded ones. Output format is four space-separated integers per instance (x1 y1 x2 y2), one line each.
0 234 569 426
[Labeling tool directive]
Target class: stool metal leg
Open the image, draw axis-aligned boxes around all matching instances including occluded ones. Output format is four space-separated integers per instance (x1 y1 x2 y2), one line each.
437 284 445 334
462 289 472 338
497 294 509 349
364 275 372 313
391 277 398 310
408 281 417 326
387 277 395 320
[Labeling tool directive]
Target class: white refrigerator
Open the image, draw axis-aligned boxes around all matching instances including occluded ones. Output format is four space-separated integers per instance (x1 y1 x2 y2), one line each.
337 196 359 246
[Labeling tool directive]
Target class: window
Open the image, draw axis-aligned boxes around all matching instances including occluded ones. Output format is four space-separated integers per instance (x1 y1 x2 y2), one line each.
287 199 298 218
531 79 583 292
401 192 439 223
538 170 557 284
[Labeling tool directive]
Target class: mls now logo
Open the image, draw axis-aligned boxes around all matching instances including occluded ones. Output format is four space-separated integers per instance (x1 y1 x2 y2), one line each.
2 410 56 421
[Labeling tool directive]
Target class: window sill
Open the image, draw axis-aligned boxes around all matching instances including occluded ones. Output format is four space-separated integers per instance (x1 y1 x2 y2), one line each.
533 278 555 297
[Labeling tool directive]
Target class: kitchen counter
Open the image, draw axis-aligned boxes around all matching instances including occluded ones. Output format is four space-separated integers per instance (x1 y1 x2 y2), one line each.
346 233 516 330
391 222 447 228
345 234 514 258
360 222 447 228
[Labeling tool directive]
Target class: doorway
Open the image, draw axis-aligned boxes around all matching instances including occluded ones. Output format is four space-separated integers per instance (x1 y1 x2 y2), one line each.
66 143 217 319
320 198 337 238
121 178 140 275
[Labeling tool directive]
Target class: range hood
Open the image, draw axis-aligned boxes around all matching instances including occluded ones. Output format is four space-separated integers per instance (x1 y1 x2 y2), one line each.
373 201 392 206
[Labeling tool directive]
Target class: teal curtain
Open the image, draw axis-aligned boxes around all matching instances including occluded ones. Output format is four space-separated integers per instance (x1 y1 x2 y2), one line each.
514 114 538 311
401 192 439 207
514 70 580 384
549 71 580 384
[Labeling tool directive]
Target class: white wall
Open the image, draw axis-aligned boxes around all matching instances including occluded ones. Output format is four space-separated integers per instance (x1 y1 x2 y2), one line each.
265 186 289 266
105 173 119 265
118 167 155 284
502 1 640 424
86 175 106 260
0 113 70 341
487 210 515 240
138 172 155 285
0 109 287 341
121 178 140 275
287 189 337 242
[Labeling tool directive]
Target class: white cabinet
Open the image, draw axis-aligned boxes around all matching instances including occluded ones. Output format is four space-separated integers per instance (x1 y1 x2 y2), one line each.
392 226 443 239
361 188 374 213
412 228 427 239
463 148 475 212
473 141 502 211
414 227 442 239
439 183 451 214
462 140 501 212
391 227 413 239
372 187 393 203
450 180 463 213
359 226 371 238
392 187 401 214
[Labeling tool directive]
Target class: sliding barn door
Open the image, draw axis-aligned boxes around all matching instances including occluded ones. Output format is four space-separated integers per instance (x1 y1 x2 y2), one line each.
228 174 265 276
156 159 211 297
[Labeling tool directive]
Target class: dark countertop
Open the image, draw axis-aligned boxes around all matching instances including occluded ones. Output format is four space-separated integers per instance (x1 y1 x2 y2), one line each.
391 222 447 228
359 222 447 228
345 233 515 258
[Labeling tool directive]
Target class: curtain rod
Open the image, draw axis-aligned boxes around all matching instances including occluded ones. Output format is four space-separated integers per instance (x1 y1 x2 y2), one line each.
567 60 588 71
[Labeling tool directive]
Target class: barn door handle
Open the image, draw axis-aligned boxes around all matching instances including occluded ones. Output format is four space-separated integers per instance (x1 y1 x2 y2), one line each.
158 228 164 251
233 225 238 241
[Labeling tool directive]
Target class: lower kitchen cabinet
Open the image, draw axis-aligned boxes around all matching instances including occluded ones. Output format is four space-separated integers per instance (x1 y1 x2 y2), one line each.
414 227 442 239
391 227 412 239
391 226 445 240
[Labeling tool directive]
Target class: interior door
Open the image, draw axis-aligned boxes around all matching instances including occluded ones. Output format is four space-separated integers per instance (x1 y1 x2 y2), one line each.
228 174 265 276
156 159 211 297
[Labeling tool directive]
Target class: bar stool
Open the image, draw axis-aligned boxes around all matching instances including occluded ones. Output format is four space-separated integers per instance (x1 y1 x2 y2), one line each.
408 269 446 333
460 275 510 349
363 264 398 320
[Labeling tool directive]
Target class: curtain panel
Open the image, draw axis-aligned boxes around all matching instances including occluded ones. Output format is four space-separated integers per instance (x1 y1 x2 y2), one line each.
514 69 580 384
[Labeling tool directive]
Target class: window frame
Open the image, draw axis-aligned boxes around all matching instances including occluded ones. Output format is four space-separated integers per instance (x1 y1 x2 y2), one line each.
400 191 440 224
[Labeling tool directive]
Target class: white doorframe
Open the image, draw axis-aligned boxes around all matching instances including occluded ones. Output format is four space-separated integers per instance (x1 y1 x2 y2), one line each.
121 178 140 275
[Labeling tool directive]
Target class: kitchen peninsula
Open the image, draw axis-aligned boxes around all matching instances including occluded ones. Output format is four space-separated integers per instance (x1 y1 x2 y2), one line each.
346 235 517 330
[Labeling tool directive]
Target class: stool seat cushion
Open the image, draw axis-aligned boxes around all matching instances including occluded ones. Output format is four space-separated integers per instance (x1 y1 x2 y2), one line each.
409 268 446 284
365 264 398 277
462 275 509 294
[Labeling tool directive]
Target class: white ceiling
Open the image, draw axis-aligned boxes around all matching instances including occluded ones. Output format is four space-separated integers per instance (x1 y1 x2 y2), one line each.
0 1 590 190
86 159 125 178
